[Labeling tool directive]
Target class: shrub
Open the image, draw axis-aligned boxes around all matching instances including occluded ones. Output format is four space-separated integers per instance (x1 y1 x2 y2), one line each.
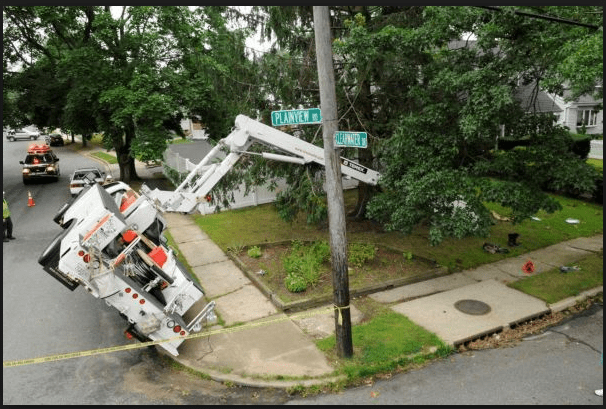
283 240 330 293
284 271 308 292
247 246 262 258
163 164 187 187
348 242 376 267
310 240 331 262
570 137 591 160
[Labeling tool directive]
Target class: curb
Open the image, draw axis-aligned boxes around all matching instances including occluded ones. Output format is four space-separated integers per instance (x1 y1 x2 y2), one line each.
65 140 115 175
548 286 604 313
81 147 158 183
162 349 347 390
203 372 346 390
85 152 114 175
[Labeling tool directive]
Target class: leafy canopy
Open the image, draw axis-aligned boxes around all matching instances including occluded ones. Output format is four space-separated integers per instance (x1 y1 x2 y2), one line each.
255 6 602 244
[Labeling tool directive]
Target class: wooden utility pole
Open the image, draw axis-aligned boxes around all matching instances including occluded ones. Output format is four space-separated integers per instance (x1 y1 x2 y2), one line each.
313 6 353 358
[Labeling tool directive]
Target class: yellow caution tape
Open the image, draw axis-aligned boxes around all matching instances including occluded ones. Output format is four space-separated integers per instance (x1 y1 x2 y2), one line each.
334 304 350 326
3 306 335 368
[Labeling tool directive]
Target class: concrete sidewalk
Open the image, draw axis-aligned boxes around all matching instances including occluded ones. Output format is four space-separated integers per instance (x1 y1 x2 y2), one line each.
83 143 603 388
161 212 342 388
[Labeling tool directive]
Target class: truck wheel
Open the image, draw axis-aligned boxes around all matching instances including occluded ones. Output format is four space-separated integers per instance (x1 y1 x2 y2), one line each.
53 197 76 227
23 178 29 185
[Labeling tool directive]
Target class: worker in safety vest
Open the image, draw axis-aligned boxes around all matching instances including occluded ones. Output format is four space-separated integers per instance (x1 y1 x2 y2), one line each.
3 191 15 242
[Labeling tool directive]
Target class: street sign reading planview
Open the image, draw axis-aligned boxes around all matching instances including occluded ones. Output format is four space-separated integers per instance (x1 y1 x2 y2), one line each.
271 108 322 126
334 131 367 148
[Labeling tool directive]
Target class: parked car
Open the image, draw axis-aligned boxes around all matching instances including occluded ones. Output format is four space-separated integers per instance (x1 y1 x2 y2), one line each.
7 128 40 141
69 167 108 196
45 133 65 146
20 144 60 184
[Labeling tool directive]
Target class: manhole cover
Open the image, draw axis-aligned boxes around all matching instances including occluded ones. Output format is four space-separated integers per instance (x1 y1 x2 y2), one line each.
454 299 491 315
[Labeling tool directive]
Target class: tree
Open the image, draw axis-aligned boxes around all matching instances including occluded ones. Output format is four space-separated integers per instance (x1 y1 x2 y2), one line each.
4 6 600 245
362 6 602 244
3 6 255 183
331 7 428 219
247 6 601 244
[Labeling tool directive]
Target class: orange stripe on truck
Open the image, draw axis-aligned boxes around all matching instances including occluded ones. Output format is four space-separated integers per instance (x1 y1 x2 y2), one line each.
82 213 111 243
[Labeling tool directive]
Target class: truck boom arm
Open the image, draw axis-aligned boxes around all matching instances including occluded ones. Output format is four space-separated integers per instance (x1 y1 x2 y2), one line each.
141 115 380 213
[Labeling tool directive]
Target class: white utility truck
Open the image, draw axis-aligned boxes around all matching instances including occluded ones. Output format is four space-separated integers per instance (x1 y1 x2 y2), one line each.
38 115 380 356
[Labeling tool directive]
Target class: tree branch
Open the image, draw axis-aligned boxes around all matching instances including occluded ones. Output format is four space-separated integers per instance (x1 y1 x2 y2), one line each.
82 6 95 43
6 10 55 62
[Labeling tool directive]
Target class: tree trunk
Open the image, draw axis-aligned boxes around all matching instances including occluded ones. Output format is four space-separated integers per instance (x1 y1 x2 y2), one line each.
349 47 377 220
349 180 379 220
116 125 139 184
116 148 140 184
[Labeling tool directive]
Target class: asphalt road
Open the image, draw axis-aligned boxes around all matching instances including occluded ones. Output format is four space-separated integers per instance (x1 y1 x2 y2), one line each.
2 136 155 403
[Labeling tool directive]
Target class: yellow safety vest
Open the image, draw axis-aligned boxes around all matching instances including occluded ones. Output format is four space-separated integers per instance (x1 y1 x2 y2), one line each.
3 199 10 219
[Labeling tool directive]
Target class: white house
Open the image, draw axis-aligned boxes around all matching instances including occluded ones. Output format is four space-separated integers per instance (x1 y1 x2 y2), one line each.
551 91 603 136
513 82 603 159
513 82 603 136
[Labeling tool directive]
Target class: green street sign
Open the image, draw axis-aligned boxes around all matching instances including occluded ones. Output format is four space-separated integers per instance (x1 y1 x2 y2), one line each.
334 131 367 148
271 108 322 126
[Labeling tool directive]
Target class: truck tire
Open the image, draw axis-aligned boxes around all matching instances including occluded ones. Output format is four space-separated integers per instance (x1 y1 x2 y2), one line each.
53 197 76 227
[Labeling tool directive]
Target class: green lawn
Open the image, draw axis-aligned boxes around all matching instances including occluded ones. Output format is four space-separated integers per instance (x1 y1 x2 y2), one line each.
169 137 194 145
193 189 603 274
90 151 118 164
316 311 452 380
587 158 603 172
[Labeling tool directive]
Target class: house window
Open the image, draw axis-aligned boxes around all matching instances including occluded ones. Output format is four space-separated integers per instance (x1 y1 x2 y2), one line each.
577 108 598 127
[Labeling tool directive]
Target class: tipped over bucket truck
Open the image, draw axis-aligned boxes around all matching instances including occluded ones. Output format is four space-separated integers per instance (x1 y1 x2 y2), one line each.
38 115 380 356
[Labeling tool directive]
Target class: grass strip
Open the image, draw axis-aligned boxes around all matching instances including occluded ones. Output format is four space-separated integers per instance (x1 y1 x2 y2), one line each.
90 151 118 164
508 250 603 304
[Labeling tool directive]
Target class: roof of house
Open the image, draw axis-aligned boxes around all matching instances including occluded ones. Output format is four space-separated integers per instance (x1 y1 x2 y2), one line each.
561 88 602 105
513 82 563 113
